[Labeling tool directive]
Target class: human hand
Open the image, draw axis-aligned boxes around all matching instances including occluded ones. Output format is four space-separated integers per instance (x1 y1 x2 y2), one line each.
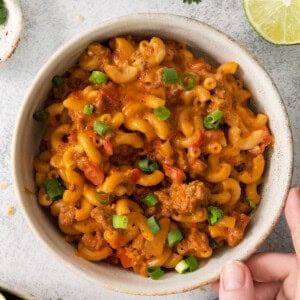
213 187 300 300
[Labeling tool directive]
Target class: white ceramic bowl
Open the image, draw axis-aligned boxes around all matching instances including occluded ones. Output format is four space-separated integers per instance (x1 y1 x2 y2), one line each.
12 14 293 295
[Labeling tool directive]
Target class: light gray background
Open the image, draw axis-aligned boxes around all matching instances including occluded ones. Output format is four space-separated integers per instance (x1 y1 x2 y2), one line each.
0 0 299 299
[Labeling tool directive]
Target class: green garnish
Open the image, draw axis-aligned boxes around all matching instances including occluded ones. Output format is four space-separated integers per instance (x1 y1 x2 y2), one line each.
167 228 183 247
175 259 189 274
89 71 108 85
204 110 223 130
162 68 179 84
96 191 110 205
142 193 159 207
153 105 171 121
43 178 65 200
83 104 94 115
112 215 128 229
33 109 49 122
147 216 160 234
0 6 7 25
247 196 257 209
52 75 64 87
207 206 223 225
94 121 110 136
175 256 198 273
138 159 159 174
179 73 197 91
147 266 165 280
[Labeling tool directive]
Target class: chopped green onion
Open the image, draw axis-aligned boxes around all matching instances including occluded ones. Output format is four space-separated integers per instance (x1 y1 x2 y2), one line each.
175 256 198 273
147 216 160 234
96 191 110 205
112 215 128 229
162 68 179 84
94 121 110 136
142 193 158 207
83 104 94 115
89 71 108 85
43 178 65 200
204 110 223 130
52 75 64 87
0 6 7 25
153 105 171 121
209 238 218 249
167 228 183 247
185 256 198 271
175 259 189 274
207 206 223 225
33 109 49 122
179 73 197 91
147 266 164 280
247 196 257 209
138 159 159 174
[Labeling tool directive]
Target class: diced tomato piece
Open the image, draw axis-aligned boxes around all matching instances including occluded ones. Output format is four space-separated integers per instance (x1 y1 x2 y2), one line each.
191 131 205 149
81 158 105 185
162 163 186 184
103 138 113 155
116 248 134 269
129 168 142 183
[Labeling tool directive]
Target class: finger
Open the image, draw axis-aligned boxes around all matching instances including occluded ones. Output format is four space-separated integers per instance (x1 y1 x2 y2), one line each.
219 260 255 300
253 282 280 300
246 252 296 282
211 281 219 293
284 187 300 259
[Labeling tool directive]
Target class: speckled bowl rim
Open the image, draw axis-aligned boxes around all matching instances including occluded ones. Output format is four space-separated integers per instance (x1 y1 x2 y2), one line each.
12 13 293 295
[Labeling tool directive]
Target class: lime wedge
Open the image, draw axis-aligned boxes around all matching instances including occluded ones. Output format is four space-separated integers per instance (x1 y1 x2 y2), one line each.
243 0 300 45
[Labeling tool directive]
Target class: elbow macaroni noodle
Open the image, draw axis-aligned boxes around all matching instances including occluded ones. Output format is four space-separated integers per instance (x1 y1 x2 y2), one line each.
34 36 273 277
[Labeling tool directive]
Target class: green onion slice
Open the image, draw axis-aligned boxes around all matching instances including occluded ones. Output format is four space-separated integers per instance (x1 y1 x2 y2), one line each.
89 71 108 85
179 73 197 91
204 110 223 130
207 206 223 225
246 196 257 209
138 159 159 174
83 104 94 115
96 191 110 205
142 193 158 207
0 6 7 25
43 178 65 200
147 266 165 280
147 216 160 234
94 121 110 136
52 75 64 87
167 228 183 247
185 256 198 272
175 256 198 274
175 260 189 274
153 105 171 121
112 215 128 229
162 68 179 84
33 109 49 122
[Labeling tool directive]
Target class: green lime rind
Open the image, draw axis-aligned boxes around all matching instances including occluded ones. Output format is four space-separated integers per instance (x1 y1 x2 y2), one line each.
243 0 300 45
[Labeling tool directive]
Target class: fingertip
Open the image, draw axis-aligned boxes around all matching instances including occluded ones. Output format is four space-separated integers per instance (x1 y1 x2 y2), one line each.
219 260 255 300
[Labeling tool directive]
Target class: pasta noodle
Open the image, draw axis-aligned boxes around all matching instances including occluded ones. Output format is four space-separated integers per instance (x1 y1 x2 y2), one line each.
33 36 273 278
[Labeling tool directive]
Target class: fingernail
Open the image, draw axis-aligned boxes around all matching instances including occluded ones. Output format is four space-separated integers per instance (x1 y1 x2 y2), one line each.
221 261 245 291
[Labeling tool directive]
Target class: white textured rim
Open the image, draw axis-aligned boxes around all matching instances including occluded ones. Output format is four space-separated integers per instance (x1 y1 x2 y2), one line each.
12 13 293 295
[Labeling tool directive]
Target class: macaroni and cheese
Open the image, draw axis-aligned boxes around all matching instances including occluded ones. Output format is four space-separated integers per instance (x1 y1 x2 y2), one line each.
33 36 273 278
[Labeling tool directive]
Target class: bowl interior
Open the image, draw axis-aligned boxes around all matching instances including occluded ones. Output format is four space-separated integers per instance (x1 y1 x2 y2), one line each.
12 14 293 295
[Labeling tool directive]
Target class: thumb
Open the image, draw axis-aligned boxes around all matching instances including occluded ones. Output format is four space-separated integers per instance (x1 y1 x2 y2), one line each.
219 260 255 300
